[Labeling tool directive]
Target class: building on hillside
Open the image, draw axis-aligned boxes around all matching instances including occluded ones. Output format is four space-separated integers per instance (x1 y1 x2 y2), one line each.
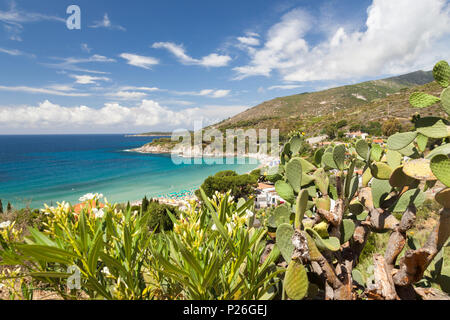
306 135 328 145
345 131 368 140
255 183 283 209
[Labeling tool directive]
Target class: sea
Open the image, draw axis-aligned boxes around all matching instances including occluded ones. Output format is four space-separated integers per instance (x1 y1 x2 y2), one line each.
0 135 259 209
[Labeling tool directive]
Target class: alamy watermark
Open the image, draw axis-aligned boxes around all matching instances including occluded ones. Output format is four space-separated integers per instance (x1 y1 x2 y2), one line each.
170 121 281 166
66 5 81 30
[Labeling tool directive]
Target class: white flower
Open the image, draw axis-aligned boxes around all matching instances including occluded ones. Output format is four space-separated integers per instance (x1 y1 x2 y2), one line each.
0 221 11 229
92 208 105 219
211 224 217 231
245 209 254 219
79 193 95 202
102 267 110 275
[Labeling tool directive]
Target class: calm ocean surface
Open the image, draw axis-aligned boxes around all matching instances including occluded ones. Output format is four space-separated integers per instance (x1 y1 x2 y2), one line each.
0 135 259 209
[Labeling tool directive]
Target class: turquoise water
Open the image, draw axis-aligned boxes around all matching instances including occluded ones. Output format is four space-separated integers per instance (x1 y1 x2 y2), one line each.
0 135 259 209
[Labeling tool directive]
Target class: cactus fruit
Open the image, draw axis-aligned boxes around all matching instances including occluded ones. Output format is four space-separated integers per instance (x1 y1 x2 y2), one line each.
340 219 356 243
333 144 346 170
276 223 295 262
356 139 370 160
284 260 309 300
416 134 429 153
389 166 419 188
275 180 296 204
370 144 383 162
313 168 329 195
441 87 450 115
391 188 425 213
387 132 417 151
435 188 450 208
268 205 291 228
409 92 441 108
322 152 338 170
295 190 309 229
371 178 392 208
370 162 393 180
433 60 450 88
430 154 450 187
286 158 303 193
403 159 437 181
386 149 403 169
416 117 450 139
305 227 340 252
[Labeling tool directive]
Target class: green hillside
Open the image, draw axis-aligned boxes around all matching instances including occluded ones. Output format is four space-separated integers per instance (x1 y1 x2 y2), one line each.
211 70 438 137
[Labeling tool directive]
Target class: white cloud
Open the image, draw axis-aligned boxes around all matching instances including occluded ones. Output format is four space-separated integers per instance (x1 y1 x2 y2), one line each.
45 54 116 74
0 100 249 133
81 43 92 53
0 1 65 41
237 33 260 46
268 84 303 90
0 85 89 97
120 53 159 69
90 13 126 31
0 47 34 57
106 91 148 100
70 75 111 85
234 0 450 82
152 42 232 67
174 89 231 98
120 86 161 92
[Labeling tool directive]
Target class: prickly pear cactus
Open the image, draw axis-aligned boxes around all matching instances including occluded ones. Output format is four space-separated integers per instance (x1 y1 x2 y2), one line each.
276 223 295 262
409 92 441 108
275 180 295 204
284 260 309 300
433 60 450 88
430 154 450 187
286 158 302 193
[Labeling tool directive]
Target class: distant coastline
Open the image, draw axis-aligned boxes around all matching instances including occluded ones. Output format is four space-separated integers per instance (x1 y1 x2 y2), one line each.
125 133 172 137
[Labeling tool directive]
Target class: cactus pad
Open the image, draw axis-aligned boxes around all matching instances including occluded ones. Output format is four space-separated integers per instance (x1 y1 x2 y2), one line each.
313 168 329 195
386 149 403 169
435 188 450 208
403 159 437 181
314 148 325 166
430 154 450 187
433 60 450 88
391 188 425 213
322 152 338 169
370 162 393 180
416 134 428 153
289 136 303 155
441 87 450 116
275 180 296 204
416 117 450 139
276 223 295 262
352 269 365 287
387 132 417 151
284 260 309 300
356 139 370 160
362 167 373 187
268 205 291 228
340 219 356 244
286 158 302 193
312 221 329 238
370 144 383 162
295 189 309 229
371 178 392 208
305 227 340 252
389 166 419 188
315 196 331 211
409 92 441 108
333 144 346 170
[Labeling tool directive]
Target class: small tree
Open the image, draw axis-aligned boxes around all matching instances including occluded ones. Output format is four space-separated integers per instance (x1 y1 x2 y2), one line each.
142 196 149 213
6 202 11 213
0 199 3 214
382 118 402 136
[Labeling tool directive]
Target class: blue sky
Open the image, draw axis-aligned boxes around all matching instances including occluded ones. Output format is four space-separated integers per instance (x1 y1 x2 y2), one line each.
0 0 449 134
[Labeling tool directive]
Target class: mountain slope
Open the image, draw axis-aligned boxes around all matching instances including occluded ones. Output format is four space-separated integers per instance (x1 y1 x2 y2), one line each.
211 70 436 137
